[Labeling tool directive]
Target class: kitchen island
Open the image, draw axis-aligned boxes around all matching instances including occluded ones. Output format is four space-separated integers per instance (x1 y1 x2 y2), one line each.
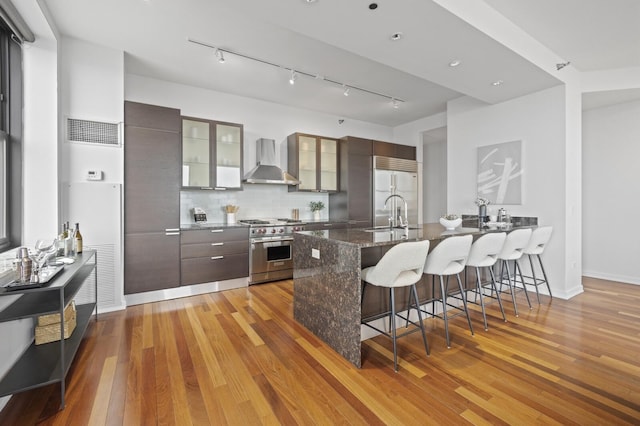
292 223 533 367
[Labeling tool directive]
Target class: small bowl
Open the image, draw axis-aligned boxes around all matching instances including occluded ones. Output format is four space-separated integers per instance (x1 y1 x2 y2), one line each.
439 217 462 230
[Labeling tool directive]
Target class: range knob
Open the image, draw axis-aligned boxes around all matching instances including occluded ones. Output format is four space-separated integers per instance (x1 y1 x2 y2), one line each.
271 228 276 233
278 228 284 233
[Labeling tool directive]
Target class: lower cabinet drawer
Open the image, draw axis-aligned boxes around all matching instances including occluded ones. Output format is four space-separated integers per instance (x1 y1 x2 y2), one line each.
181 253 249 286
181 240 248 259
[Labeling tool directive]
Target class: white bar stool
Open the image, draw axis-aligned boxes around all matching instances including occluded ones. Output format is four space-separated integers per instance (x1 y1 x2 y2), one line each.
521 226 553 302
420 234 474 348
465 232 507 330
361 240 431 372
496 228 532 317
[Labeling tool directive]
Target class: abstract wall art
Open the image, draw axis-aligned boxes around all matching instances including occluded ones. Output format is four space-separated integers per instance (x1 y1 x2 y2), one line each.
477 140 523 205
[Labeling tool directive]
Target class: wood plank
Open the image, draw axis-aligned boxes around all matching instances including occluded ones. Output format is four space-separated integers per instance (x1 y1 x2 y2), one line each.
2 278 640 425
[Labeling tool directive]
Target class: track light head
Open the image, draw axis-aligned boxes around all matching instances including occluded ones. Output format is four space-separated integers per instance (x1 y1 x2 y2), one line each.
343 85 350 96
556 61 570 71
391 98 399 109
289 70 297 85
214 48 225 64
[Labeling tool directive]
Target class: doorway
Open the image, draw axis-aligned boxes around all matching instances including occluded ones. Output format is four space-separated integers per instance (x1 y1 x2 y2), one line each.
422 127 447 223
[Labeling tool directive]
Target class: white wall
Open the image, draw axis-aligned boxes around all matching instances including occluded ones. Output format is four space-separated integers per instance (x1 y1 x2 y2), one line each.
125 74 395 223
583 100 640 284
60 37 124 184
57 37 126 312
446 86 580 299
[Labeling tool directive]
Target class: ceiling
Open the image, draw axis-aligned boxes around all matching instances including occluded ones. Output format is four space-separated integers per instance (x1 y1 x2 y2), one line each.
40 0 639 126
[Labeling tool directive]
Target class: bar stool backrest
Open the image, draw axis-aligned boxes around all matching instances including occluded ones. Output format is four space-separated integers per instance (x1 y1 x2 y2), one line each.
363 240 430 287
523 226 553 255
497 228 532 261
424 234 473 276
467 232 507 268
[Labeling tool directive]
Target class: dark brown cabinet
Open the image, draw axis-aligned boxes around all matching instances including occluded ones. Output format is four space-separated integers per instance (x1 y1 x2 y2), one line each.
182 117 244 190
180 227 249 286
329 136 373 227
124 101 182 294
373 140 416 160
288 133 339 192
124 232 181 293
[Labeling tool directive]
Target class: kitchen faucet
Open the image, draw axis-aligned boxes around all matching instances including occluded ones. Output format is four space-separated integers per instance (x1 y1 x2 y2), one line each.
384 194 408 230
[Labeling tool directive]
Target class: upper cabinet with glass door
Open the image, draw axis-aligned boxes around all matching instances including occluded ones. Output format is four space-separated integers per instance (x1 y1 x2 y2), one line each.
287 133 338 192
182 117 243 190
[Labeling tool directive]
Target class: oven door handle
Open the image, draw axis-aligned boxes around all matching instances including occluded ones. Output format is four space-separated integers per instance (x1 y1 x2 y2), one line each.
251 237 294 244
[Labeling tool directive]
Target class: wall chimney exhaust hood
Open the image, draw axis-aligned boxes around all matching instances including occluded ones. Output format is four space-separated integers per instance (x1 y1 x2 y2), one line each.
243 138 300 185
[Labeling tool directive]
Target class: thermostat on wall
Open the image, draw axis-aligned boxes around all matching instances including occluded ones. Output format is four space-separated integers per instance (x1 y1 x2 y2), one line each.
86 170 103 181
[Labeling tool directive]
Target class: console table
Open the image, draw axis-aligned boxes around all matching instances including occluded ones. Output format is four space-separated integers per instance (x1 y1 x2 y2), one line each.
0 250 97 409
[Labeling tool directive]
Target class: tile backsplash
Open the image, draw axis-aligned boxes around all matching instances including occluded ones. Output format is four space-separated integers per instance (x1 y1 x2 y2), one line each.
180 185 330 224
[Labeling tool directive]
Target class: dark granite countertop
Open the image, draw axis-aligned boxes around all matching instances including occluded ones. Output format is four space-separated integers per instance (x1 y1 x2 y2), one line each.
295 223 534 248
180 223 249 231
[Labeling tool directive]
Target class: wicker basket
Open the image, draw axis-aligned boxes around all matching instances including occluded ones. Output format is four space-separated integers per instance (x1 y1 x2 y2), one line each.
35 302 77 345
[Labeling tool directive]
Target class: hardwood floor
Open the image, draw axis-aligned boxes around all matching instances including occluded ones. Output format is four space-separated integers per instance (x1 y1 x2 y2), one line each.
2 277 640 425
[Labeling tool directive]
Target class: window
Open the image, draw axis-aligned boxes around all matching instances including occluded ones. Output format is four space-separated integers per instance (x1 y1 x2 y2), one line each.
0 19 23 251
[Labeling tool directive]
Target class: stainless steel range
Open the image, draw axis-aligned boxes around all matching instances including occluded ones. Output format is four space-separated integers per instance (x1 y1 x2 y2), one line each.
240 219 305 284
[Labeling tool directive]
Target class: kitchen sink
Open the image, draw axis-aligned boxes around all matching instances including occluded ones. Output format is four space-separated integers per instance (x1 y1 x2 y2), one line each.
363 225 421 232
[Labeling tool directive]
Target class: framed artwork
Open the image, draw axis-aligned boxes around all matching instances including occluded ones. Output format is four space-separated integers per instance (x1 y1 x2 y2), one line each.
477 140 523 205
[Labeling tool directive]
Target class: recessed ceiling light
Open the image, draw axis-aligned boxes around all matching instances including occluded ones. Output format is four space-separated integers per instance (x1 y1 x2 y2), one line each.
390 32 403 41
369 3 378 10
305 0 318 3
448 59 461 67
492 80 504 86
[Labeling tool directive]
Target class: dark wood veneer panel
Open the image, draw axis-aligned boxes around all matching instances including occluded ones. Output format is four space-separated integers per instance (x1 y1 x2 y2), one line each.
180 253 249 286
124 127 181 234
124 101 181 132
180 228 248 244
124 233 181 294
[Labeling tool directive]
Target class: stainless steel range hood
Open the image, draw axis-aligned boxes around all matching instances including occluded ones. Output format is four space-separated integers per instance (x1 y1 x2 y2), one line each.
243 138 300 185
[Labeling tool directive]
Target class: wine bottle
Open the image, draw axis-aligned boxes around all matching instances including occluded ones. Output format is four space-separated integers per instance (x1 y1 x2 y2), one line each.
74 223 83 254
64 223 73 256
57 223 67 256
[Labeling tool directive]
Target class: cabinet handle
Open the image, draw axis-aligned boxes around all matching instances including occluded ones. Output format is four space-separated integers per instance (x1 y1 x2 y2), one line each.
210 229 223 233
211 242 224 246
165 232 180 236
210 256 224 260
323 223 333 227
165 228 180 232
214 187 227 191
200 187 214 190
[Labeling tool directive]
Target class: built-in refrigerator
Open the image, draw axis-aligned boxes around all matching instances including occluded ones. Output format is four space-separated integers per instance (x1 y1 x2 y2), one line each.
373 156 419 227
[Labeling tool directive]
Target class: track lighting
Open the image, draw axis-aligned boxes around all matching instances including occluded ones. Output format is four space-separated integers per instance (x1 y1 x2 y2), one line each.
556 61 570 71
214 48 225 64
187 37 405 106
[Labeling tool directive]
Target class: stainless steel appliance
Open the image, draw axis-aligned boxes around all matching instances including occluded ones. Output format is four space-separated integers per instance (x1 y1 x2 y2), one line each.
243 139 301 185
240 219 305 284
373 156 419 227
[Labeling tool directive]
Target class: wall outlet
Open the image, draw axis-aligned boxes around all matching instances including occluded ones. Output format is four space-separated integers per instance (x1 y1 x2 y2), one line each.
311 248 320 259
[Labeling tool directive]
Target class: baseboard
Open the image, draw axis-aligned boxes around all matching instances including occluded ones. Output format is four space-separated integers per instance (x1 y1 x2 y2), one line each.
582 270 640 286
124 277 249 307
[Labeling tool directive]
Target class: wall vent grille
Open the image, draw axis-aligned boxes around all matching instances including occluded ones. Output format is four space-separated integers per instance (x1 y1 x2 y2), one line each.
74 244 118 312
67 118 121 146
